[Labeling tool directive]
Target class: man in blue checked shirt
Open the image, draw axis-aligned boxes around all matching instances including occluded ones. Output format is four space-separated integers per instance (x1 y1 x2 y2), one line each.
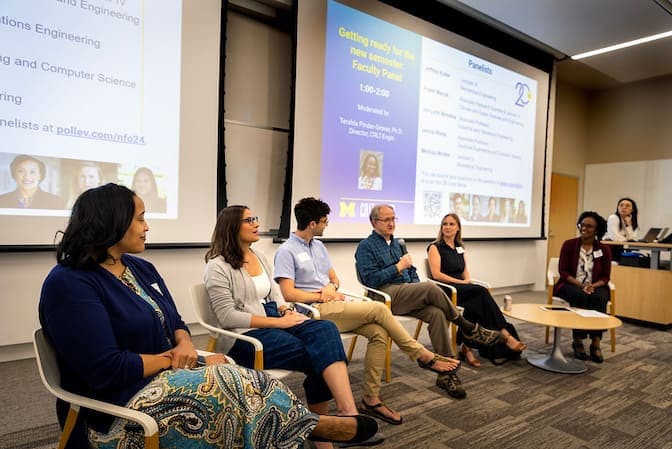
355 204 502 398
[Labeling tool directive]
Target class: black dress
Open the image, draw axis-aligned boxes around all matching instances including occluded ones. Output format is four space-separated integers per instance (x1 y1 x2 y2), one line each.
430 241 507 346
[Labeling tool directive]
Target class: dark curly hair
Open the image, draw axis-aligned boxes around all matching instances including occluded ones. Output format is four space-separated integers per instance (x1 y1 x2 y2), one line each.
577 211 607 241
56 183 136 269
294 197 330 230
205 205 248 269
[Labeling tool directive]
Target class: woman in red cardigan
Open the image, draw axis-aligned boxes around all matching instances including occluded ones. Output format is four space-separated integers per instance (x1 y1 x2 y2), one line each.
554 211 612 363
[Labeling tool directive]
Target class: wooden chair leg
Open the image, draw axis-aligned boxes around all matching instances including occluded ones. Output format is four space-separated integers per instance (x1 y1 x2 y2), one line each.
347 336 358 361
450 321 458 355
413 321 423 340
58 406 79 449
610 328 616 352
384 337 392 383
545 326 550 344
145 435 160 449
206 336 217 353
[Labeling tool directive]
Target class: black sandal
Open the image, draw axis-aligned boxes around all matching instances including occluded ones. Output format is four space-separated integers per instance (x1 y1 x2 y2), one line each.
417 353 460 374
359 399 403 425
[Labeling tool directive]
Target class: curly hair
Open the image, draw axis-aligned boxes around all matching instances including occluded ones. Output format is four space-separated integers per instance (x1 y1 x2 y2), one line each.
56 183 136 269
577 211 607 240
205 205 248 269
294 197 330 230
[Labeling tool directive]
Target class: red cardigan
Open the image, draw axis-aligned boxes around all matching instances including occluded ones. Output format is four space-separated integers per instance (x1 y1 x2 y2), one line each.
554 237 612 294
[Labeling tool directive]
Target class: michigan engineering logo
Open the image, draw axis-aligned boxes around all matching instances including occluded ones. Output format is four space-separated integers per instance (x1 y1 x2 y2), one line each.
339 201 356 217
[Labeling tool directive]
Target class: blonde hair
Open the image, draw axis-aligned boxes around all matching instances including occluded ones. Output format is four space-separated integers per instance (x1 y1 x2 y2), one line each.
435 213 464 247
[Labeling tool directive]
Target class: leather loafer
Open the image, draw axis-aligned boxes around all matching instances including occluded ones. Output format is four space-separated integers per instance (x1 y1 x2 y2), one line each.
589 344 604 363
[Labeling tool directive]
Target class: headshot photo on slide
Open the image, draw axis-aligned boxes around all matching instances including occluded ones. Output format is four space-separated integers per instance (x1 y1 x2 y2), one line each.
358 151 383 191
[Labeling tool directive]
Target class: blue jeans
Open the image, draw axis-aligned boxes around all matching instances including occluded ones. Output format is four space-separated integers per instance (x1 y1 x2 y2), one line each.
228 302 346 404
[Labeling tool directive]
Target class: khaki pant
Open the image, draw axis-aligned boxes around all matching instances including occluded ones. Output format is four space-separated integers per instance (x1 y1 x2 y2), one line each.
316 300 424 397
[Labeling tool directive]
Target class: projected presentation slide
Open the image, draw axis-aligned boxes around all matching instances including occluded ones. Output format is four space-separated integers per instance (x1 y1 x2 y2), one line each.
320 0 536 228
0 0 180 217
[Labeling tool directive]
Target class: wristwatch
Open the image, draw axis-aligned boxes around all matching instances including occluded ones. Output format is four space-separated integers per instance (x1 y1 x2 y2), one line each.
282 304 295 315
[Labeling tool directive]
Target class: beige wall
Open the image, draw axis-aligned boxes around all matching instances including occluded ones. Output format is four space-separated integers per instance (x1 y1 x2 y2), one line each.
587 74 672 163
551 81 590 212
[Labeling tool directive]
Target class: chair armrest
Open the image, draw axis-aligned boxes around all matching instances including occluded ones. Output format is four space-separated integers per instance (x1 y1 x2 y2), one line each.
195 323 265 369
426 278 456 293
290 301 321 319
547 271 555 287
426 279 458 306
357 283 391 306
470 278 491 289
54 384 158 439
551 296 569 306
196 349 235 365
197 322 263 352
341 289 372 302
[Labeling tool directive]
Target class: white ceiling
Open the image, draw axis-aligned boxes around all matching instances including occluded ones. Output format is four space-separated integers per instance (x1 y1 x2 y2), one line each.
441 0 672 90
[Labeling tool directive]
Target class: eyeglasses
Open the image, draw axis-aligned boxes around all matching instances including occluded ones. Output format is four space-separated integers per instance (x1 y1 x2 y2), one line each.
375 217 398 224
241 216 259 225
577 222 595 229
318 217 329 225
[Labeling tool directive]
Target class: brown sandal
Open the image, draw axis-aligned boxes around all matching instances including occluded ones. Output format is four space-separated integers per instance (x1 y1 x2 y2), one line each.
503 334 527 352
459 345 481 368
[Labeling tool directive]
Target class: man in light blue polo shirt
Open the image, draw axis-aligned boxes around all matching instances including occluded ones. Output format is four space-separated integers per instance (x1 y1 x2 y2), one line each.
274 198 464 425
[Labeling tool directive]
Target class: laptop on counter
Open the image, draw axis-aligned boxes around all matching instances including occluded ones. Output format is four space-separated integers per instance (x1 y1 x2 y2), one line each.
640 227 668 243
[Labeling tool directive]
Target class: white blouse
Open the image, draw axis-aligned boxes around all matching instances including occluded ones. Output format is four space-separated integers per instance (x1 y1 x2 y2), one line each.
251 264 272 302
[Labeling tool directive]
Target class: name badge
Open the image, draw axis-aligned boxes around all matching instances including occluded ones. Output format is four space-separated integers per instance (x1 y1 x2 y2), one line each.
456 246 465 254
297 252 311 263
150 283 163 295
594 249 603 258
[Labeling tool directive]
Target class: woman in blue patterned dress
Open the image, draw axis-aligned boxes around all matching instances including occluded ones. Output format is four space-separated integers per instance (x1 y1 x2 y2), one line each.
39 183 378 449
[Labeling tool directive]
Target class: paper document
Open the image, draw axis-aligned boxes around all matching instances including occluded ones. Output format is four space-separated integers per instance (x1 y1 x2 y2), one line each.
572 309 609 318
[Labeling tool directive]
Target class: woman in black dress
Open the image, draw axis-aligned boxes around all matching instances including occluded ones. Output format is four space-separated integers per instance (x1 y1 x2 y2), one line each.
427 213 526 367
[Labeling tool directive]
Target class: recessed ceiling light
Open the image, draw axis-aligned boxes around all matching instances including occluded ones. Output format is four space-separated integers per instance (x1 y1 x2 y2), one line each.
572 30 672 60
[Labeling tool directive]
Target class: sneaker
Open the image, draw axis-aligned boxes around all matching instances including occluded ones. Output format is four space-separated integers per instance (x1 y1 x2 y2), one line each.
461 323 502 347
436 372 467 399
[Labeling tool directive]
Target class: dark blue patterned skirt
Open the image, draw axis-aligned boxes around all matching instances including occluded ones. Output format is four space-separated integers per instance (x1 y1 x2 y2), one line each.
89 363 318 449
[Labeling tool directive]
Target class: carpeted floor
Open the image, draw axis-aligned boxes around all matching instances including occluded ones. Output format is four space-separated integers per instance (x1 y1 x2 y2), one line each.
3 292 671 449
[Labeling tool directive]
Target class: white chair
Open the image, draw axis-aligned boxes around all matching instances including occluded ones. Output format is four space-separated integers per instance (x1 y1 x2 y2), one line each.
546 257 617 352
420 258 467 355
34 328 159 449
190 283 299 378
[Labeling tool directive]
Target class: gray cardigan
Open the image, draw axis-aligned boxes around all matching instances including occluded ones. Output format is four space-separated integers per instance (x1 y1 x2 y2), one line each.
204 249 287 353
